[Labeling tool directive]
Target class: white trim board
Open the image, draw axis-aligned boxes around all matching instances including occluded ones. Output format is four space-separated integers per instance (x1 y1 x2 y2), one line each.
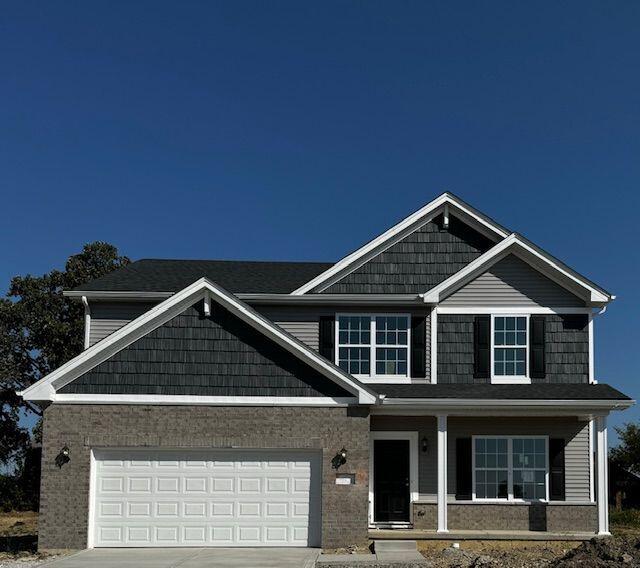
422 234 612 306
53 394 356 406
291 193 509 295
19 278 378 405
369 431 419 525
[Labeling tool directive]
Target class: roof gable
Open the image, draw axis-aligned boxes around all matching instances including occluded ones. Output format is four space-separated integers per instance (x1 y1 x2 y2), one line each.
20 278 377 404
291 193 509 295
318 213 494 294
441 254 586 307
424 234 612 306
61 302 351 398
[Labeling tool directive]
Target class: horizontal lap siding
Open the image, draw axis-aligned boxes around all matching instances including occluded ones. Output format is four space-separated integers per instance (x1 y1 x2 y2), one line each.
319 215 493 294
62 303 351 398
256 306 432 382
89 302 159 346
441 255 586 307
447 417 590 502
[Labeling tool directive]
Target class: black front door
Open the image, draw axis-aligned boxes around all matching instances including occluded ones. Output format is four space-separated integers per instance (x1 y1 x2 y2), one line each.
373 439 410 522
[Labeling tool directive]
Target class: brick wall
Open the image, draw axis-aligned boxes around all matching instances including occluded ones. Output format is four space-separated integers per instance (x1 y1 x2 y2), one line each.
39 404 370 551
412 503 597 532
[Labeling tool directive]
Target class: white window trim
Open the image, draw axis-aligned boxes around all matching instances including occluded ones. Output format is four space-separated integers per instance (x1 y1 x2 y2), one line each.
335 313 411 383
369 431 419 526
471 435 549 503
490 314 531 384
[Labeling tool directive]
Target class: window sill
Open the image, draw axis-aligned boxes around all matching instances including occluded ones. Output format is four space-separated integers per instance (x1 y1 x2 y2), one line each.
490 377 532 385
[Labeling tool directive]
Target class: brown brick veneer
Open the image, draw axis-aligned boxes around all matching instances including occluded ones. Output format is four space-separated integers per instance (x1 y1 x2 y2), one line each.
38 404 370 551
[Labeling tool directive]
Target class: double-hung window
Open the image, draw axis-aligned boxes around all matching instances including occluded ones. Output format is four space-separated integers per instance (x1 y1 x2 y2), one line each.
337 315 410 379
473 436 548 501
492 315 529 382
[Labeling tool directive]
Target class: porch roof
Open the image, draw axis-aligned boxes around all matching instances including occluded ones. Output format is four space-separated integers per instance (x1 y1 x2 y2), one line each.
374 383 629 400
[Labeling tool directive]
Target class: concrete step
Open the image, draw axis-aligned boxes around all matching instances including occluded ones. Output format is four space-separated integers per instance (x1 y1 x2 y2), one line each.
374 540 418 553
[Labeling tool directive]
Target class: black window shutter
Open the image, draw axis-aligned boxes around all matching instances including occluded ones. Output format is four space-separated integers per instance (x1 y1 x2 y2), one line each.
473 316 490 379
530 316 546 379
456 438 473 500
319 316 335 361
411 316 427 378
549 438 565 501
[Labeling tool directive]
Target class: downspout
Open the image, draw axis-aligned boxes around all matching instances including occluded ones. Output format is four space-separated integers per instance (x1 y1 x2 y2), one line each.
82 296 91 350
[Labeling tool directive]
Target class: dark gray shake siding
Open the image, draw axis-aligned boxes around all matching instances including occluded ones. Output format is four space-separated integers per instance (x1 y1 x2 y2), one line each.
438 314 589 383
39 405 370 550
61 303 351 397
318 215 494 294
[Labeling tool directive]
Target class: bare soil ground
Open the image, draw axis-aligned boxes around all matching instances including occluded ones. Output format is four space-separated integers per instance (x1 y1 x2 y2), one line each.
0 512 61 568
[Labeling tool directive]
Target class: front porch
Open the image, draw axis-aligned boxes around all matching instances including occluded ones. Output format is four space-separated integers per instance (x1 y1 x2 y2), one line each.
367 412 610 537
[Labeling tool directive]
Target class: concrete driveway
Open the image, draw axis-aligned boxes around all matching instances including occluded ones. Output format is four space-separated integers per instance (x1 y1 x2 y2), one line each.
46 548 320 568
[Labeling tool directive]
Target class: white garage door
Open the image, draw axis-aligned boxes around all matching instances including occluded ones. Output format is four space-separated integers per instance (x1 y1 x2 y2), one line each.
91 449 321 547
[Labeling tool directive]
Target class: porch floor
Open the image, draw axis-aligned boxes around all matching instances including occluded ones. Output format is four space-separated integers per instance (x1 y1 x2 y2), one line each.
369 529 597 541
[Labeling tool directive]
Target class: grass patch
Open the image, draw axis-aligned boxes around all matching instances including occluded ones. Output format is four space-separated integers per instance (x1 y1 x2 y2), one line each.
610 508 640 529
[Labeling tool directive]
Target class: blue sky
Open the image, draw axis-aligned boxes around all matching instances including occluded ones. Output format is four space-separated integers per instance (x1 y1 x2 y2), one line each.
1 2 638 443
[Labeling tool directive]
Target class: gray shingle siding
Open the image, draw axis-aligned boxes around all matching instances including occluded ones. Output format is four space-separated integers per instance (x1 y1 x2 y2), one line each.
441 254 586 307
318 214 494 294
437 314 589 384
61 302 351 397
544 314 589 384
437 315 478 384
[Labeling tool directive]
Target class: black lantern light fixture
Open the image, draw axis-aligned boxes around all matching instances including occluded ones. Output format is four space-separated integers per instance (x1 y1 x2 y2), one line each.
55 445 71 468
331 447 348 469
421 436 429 453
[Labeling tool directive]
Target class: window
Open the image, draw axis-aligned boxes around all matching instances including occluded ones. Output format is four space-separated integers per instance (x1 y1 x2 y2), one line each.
473 436 548 502
492 315 528 379
337 315 409 379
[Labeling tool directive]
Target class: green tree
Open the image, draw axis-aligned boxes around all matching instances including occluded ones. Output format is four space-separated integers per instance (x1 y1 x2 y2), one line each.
0 242 129 465
610 422 640 475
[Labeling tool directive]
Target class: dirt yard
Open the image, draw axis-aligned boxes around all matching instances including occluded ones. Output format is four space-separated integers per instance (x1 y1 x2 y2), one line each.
0 512 60 568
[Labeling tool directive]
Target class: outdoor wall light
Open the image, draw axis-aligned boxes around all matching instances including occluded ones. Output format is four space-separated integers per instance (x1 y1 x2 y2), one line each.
331 447 348 469
55 445 70 468
422 436 429 453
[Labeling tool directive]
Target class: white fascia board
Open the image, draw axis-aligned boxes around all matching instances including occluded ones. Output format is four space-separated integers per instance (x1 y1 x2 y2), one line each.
21 278 378 405
290 193 509 295
51 394 357 406
422 234 611 305
64 290 174 300
238 293 423 305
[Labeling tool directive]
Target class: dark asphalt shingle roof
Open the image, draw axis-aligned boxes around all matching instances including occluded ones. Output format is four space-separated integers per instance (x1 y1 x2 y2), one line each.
73 259 334 294
374 383 631 401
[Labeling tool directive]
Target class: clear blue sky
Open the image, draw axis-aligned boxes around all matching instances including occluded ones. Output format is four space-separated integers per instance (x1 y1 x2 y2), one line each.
1 2 638 443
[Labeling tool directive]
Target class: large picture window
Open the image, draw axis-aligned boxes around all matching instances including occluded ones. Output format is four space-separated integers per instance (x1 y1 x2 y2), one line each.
473 436 548 502
492 315 528 380
337 315 409 379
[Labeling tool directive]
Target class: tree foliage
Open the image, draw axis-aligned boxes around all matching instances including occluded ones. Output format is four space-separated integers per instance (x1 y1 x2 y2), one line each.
0 242 129 465
611 422 640 475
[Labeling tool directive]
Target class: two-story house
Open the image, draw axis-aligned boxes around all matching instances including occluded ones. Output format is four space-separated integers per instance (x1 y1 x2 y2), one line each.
21 193 633 551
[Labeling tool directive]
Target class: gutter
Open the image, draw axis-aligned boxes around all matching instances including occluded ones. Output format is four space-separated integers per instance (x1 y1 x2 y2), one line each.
64 290 174 300
377 397 635 410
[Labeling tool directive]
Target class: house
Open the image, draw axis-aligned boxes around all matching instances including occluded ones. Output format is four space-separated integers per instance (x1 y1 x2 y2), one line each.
20 193 633 551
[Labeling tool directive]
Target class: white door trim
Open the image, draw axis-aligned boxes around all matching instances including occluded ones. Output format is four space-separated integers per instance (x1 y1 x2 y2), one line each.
369 431 419 526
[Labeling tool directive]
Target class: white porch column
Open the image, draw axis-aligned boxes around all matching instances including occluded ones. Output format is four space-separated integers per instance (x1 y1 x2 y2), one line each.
437 414 448 533
596 415 610 536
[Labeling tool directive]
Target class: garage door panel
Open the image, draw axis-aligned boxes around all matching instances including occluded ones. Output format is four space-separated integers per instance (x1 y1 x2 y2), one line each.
92 449 321 547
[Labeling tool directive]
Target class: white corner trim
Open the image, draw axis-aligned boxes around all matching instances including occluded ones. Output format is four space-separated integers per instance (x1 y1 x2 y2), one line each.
53 394 356 406
588 313 595 384
82 296 91 350
291 193 509 295
430 307 438 384
20 278 378 405
369 431 419 525
422 234 611 305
